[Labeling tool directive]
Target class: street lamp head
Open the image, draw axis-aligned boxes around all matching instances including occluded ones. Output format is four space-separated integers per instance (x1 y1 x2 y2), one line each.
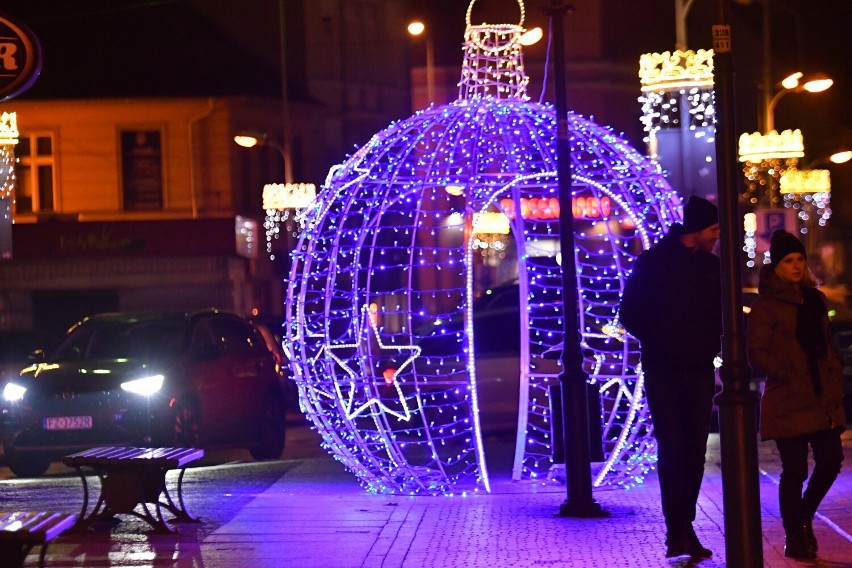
780 72 803 90
519 26 543 46
234 130 268 148
830 150 852 164
764 71 835 133
777 71 832 93
802 74 833 93
407 21 425 37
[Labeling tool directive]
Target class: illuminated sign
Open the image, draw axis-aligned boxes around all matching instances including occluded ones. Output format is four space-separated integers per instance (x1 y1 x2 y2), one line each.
500 195 613 220
0 12 42 102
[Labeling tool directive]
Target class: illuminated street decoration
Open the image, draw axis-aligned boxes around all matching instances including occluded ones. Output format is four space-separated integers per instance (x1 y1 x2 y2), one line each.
638 50 716 198
780 169 830 194
1 112 18 200
780 169 832 241
286 0 680 495
262 182 317 260
639 50 714 92
322 304 422 421
738 129 804 163
738 130 803 211
638 50 715 136
736 130 832 266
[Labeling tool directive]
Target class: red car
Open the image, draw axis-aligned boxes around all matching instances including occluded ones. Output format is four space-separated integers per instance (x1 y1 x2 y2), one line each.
2 309 288 477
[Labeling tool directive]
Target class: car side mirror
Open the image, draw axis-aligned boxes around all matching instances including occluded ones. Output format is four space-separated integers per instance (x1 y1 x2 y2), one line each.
28 349 47 362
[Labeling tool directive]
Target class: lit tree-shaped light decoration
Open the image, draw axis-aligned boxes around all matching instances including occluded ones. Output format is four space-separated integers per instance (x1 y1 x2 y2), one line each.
286 0 682 495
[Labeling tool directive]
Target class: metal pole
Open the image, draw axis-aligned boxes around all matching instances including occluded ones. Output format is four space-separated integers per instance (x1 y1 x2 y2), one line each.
425 37 435 105
760 0 772 135
711 2 764 566
278 0 293 184
546 0 605 518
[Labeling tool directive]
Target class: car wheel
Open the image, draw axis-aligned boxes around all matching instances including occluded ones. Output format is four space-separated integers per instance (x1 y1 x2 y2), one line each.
174 400 202 448
249 394 286 460
6 448 50 478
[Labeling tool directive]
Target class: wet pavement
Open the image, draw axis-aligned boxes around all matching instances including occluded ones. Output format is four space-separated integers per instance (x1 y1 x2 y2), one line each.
1 420 851 567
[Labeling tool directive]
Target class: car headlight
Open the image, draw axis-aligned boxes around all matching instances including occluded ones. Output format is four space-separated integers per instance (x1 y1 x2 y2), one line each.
120 374 164 396
3 382 27 402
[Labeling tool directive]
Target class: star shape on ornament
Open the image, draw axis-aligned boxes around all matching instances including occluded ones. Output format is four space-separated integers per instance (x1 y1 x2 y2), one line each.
323 304 421 421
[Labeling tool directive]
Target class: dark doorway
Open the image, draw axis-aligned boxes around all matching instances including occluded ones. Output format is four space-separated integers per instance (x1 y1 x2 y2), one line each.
32 289 119 337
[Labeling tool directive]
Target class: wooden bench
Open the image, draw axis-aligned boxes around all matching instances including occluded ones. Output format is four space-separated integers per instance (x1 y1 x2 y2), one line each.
0 511 76 568
62 446 204 534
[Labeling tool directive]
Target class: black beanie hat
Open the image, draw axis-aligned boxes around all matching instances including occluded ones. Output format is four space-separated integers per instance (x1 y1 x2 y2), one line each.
769 230 806 266
682 196 719 233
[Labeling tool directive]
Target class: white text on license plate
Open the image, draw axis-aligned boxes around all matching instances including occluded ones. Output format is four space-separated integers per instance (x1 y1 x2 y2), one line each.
44 416 93 430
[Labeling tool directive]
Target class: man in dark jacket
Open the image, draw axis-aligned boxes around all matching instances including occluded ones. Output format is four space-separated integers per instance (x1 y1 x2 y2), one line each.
619 195 722 559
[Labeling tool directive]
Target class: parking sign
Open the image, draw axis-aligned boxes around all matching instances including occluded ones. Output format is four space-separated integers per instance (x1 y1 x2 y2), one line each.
755 208 798 253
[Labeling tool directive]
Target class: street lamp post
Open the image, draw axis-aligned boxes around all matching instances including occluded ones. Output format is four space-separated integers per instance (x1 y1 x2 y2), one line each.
546 0 605 519
764 72 833 133
407 21 435 107
712 1 764 565
234 131 289 169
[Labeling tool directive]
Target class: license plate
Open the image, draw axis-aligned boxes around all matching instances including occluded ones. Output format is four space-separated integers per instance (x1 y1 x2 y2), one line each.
43 416 93 430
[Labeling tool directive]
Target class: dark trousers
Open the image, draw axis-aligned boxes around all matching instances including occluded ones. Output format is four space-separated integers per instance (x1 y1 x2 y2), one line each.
644 369 716 543
776 426 844 529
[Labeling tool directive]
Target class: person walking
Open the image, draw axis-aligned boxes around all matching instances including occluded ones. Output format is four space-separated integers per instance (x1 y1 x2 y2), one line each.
619 195 722 559
746 230 846 560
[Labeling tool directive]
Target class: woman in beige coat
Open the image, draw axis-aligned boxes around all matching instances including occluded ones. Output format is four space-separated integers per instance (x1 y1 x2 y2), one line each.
747 230 846 560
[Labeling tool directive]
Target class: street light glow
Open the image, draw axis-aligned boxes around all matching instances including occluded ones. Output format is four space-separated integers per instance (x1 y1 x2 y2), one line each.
407 21 425 36
780 72 803 90
234 135 261 148
803 75 833 93
830 150 852 164
519 26 543 46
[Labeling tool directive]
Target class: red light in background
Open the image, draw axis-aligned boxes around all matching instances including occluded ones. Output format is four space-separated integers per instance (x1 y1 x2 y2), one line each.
499 195 612 220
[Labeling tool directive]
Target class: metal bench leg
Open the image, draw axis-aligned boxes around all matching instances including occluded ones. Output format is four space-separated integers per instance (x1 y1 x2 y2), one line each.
70 466 110 531
160 467 200 523
38 542 50 568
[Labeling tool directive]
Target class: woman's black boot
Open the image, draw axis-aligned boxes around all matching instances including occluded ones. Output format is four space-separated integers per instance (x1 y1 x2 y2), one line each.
802 518 818 554
785 524 817 560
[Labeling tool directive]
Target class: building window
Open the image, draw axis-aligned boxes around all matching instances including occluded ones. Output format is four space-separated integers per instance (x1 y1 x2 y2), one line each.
14 133 55 213
120 129 164 211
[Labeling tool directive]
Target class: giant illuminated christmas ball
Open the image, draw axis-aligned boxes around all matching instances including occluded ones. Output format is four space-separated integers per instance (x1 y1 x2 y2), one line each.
285 0 682 495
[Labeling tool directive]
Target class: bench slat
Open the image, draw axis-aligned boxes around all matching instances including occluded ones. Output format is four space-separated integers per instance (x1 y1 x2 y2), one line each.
64 446 204 469
0 511 77 544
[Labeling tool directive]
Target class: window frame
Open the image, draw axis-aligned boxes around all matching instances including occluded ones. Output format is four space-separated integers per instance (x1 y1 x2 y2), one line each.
13 131 58 214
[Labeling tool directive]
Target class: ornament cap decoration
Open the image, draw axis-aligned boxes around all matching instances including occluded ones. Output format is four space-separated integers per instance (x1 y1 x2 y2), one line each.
738 129 805 162
0 112 19 145
639 49 715 92
459 0 530 101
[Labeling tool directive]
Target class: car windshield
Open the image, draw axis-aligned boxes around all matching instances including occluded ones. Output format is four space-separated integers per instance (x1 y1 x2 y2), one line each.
51 318 187 361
